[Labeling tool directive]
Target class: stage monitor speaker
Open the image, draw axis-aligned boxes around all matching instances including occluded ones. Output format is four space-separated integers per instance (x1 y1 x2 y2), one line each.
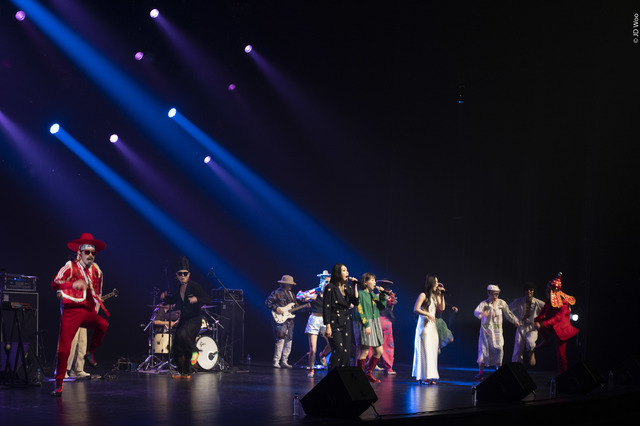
612 353 640 386
16 347 44 385
555 360 602 394
301 367 378 418
476 362 537 402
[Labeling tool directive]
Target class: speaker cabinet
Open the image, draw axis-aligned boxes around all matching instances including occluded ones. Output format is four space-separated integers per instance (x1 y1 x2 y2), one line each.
301 367 378 418
212 301 244 366
476 362 537 402
556 361 602 394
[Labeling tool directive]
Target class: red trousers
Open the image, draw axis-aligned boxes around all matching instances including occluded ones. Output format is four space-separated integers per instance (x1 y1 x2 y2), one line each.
55 306 108 386
555 337 568 374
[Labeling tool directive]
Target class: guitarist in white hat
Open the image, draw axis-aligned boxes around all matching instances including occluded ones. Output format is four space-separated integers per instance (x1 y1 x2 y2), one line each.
265 275 308 368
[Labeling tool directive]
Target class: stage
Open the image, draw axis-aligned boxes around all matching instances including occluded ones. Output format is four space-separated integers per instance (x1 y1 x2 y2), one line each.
1 362 637 425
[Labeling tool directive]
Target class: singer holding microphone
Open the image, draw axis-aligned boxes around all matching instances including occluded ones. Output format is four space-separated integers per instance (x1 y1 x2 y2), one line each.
412 274 446 385
322 263 359 370
353 273 387 383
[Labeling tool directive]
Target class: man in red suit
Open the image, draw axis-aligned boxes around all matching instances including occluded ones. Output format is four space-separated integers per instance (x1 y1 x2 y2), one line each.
50 233 109 396
535 272 579 374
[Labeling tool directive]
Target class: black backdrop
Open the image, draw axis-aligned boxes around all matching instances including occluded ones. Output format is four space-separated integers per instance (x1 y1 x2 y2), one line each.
1 0 638 374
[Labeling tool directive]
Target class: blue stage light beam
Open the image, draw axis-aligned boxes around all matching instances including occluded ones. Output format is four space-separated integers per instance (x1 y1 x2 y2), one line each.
10 0 181 147
14 0 371 275
50 125 264 307
169 110 372 271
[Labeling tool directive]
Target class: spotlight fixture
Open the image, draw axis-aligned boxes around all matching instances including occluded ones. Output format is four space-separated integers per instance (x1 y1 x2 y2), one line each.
134 52 144 61
50 123 60 134
168 108 177 118
571 313 579 322
244 45 252 53
204 156 211 164
110 134 119 143
228 84 236 91
15 11 26 21
150 9 159 19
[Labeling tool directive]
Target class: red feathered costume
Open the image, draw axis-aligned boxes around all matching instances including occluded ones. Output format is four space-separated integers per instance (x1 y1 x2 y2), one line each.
535 273 579 374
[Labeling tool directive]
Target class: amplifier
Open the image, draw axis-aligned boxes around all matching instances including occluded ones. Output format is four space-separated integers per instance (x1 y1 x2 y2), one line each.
1 273 38 292
211 288 243 302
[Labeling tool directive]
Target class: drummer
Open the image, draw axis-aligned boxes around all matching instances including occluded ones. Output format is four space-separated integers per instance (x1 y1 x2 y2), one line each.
153 302 179 333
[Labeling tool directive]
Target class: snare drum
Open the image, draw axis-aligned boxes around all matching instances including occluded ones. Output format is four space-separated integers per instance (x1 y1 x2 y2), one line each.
195 335 219 370
153 333 171 354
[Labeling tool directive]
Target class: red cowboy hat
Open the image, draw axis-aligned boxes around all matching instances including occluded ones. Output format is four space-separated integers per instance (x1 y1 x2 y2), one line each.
67 233 107 252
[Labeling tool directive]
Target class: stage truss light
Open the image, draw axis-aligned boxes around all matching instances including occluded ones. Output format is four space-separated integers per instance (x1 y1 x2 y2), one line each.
150 9 159 19
204 156 211 164
168 108 177 118
15 11 26 21
134 51 144 61
49 123 60 134
110 134 119 143
244 45 252 53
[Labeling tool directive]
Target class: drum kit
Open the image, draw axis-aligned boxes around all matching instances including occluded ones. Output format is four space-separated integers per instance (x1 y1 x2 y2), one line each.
137 300 226 373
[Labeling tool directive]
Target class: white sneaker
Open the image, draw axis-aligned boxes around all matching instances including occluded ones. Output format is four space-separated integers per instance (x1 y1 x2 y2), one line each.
272 362 281 368
281 362 293 369
76 371 90 378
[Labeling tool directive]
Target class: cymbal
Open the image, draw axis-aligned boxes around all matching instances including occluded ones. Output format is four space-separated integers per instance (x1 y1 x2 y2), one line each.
147 304 174 309
201 305 218 309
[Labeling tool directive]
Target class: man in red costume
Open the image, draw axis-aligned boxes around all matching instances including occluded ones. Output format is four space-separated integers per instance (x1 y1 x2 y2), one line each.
535 272 579 374
50 233 109 396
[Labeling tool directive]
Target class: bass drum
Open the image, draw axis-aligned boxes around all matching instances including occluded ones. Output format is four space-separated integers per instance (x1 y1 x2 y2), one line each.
195 335 219 371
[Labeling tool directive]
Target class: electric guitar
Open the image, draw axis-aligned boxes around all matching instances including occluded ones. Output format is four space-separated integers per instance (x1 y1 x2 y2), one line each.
272 302 310 324
101 288 119 302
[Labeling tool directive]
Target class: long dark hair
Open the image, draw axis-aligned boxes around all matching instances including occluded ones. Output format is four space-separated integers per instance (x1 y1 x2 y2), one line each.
330 263 346 286
423 274 438 309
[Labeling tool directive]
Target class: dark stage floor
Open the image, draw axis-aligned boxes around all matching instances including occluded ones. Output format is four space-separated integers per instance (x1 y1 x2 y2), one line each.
1 362 638 425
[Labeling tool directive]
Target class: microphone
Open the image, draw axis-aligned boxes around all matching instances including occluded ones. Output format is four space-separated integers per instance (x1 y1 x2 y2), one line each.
438 283 450 295
208 267 214 276
348 276 359 285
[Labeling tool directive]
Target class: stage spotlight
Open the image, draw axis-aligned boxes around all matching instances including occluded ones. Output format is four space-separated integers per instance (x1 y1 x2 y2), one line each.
110 134 119 143
50 123 60 134
15 11 26 21
244 45 252 53
150 9 159 19
571 313 579 322
134 51 144 61
228 84 236 91
204 156 211 164
168 108 177 118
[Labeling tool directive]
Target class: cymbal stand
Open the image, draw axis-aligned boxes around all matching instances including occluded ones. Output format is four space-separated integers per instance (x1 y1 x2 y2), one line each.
136 316 163 372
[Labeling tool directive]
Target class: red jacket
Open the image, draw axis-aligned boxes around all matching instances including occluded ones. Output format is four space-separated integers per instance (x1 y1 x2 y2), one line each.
535 298 579 341
52 260 102 311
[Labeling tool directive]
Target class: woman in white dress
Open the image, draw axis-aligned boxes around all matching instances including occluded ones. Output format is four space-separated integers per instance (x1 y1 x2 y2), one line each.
473 284 520 379
412 274 446 385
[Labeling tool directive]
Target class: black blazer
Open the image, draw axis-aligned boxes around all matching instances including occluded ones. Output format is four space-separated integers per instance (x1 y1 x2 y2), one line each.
322 282 359 328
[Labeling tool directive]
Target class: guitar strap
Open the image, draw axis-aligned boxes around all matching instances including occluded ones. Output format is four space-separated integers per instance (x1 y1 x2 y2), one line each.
79 263 110 317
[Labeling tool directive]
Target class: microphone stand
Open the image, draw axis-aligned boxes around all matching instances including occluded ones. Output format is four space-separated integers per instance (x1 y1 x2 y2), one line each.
208 268 244 313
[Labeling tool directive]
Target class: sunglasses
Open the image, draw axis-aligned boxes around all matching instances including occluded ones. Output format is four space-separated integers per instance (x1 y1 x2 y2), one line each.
82 250 97 256
177 271 190 277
